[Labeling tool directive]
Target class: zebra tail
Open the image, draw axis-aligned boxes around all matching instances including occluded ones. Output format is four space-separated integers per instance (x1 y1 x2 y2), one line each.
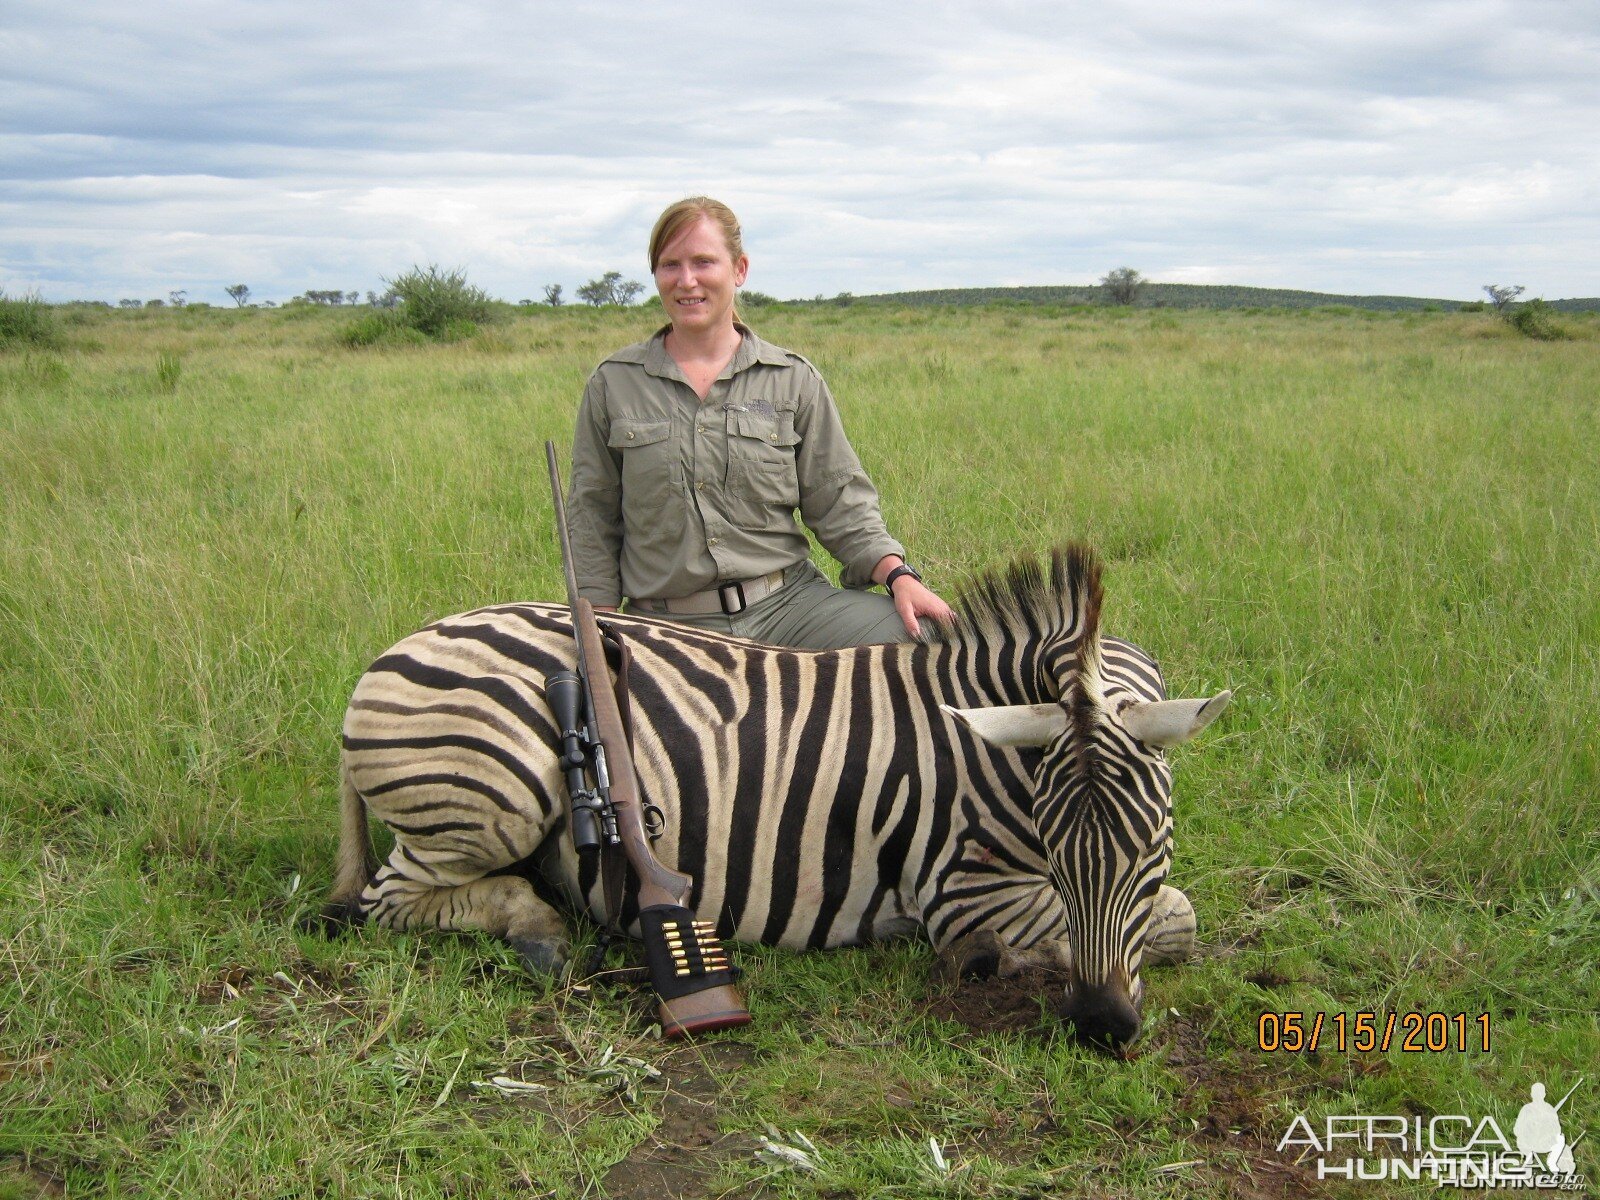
308 756 376 935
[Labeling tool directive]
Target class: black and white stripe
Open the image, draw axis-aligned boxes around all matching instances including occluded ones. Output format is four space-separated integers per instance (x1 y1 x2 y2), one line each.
326 545 1228 1043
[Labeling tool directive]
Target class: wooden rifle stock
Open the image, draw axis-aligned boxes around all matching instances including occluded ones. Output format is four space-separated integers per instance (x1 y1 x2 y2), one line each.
571 596 691 910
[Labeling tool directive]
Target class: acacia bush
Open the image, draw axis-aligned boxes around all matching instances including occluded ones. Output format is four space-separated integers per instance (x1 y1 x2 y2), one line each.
1100 267 1145 306
384 265 493 338
1510 298 1568 341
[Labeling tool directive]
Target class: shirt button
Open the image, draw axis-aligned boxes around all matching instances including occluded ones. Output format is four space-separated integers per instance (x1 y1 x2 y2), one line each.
625 431 635 440
769 434 779 442
708 537 720 545
696 481 705 490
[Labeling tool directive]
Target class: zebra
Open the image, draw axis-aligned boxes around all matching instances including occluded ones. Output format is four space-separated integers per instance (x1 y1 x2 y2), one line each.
325 545 1230 1046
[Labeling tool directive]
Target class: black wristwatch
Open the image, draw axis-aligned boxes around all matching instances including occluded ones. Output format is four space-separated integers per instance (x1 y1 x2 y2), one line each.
883 563 923 594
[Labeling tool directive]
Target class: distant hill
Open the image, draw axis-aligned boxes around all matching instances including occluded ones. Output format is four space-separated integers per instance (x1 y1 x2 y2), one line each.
840 283 1600 314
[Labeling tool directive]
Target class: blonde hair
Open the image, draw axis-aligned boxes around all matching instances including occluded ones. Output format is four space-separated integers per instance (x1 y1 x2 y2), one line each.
649 197 745 323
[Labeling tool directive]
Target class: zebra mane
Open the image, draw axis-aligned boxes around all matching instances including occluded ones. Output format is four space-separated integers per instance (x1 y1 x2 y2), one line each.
1066 552 1106 762
933 545 1108 749
933 543 1104 654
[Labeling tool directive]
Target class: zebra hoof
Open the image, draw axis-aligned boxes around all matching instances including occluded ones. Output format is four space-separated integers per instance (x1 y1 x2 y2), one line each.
1143 885 1196 966
509 936 568 979
299 901 366 938
935 930 1007 983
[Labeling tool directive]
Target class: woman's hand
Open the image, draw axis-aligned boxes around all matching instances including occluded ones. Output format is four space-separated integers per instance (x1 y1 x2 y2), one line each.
891 576 955 639
873 556 955 639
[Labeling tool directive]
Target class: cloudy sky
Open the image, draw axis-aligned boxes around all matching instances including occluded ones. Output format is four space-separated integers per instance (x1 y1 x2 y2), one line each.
3 1 1595 305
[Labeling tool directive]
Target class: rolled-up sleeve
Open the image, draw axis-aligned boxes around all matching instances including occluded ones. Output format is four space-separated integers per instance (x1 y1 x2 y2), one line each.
793 371 904 588
566 373 625 605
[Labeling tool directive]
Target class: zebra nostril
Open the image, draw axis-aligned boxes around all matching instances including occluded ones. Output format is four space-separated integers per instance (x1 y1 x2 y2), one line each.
1057 985 1143 1050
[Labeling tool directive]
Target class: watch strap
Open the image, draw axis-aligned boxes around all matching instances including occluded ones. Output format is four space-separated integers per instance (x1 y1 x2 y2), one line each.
884 564 922 593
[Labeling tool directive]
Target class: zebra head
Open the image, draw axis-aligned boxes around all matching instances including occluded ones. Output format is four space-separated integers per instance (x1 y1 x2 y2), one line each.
943 548 1230 1048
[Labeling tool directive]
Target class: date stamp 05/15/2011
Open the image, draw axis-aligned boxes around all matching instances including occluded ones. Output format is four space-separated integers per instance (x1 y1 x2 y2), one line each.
1257 1011 1492 1054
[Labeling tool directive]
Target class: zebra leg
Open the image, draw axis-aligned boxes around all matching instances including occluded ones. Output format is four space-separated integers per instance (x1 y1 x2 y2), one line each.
995 939 1074 976
933 886 1192 983
1143 885 1196 966
934 929 1076 982
363 868 571 977
933 928 1009 982
926 876 1074 982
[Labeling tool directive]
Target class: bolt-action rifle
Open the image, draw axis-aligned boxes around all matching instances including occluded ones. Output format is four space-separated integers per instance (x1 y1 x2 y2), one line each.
544 441 750 1037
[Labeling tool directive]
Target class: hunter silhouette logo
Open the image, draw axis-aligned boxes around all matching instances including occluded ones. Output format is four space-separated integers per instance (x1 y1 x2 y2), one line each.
1514 1081 1583 1176
1277 1076 1587 1190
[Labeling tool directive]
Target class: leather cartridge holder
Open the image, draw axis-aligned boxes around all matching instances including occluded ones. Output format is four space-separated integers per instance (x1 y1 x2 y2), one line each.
638 904 751 1037
638 904 743 1000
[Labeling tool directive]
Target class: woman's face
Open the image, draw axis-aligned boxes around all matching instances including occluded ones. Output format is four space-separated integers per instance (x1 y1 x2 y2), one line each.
653 216 748 336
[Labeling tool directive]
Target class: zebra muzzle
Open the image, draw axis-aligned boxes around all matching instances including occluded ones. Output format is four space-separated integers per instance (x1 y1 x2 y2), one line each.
1057 978 1143 1050
639 905 752 1038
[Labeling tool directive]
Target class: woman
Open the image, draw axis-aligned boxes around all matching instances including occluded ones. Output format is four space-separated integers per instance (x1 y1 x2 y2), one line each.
566 197 952 649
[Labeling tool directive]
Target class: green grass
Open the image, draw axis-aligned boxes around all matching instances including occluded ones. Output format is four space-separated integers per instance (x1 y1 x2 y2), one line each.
0 292 61 350
2 302 1597 1197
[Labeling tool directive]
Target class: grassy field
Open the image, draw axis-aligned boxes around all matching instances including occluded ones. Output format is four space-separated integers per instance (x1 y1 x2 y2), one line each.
2 302 1597 1198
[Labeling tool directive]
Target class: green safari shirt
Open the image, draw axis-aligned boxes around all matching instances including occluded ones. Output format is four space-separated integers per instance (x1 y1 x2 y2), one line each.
566 324 905 606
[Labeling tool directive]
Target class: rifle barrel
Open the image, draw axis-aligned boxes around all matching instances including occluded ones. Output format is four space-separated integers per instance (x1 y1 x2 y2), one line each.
545 441 584 611
1553 1077 1584 1112
572 596 692 907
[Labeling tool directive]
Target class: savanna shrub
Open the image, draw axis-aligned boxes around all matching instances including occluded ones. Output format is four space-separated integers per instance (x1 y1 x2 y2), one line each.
1510 299 1567 341
0 292 61 349
384 265 492 338
433 318 480 342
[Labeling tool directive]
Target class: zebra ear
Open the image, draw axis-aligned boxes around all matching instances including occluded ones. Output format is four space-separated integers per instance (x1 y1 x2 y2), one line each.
940 703 1067 747
1121 690 1232 748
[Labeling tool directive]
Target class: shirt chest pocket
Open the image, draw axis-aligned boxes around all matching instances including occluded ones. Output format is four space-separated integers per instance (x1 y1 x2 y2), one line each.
608 418 681 506
726 409 800 508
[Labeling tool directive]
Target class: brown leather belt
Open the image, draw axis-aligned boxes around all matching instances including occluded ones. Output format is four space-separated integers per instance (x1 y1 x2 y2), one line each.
632 568 787 616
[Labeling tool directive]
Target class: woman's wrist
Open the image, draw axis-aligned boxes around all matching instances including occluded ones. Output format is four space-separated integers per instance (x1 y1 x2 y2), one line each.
870 554 905 588
883 563 923 594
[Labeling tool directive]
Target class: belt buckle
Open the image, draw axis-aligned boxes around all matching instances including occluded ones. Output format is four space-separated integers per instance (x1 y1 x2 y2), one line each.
717 580 748 614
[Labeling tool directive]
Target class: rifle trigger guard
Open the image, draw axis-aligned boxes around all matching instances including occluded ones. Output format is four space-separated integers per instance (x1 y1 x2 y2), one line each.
643 804 667 841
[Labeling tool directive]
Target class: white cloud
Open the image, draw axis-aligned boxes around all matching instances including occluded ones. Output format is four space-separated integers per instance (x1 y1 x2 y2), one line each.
1 0 1595 303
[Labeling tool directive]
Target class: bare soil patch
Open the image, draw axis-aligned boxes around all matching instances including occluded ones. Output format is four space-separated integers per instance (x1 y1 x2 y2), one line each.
1152 1014 1324 1199
928 971 1330 1199
925 967 1064 1035
600 1039 759 1200
0 1157 67 1198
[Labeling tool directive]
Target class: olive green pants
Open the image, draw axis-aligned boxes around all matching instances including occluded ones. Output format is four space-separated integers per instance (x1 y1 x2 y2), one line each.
626 560 922 649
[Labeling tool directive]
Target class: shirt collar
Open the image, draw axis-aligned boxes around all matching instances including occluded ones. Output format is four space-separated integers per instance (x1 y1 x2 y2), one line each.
636 322 788 381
